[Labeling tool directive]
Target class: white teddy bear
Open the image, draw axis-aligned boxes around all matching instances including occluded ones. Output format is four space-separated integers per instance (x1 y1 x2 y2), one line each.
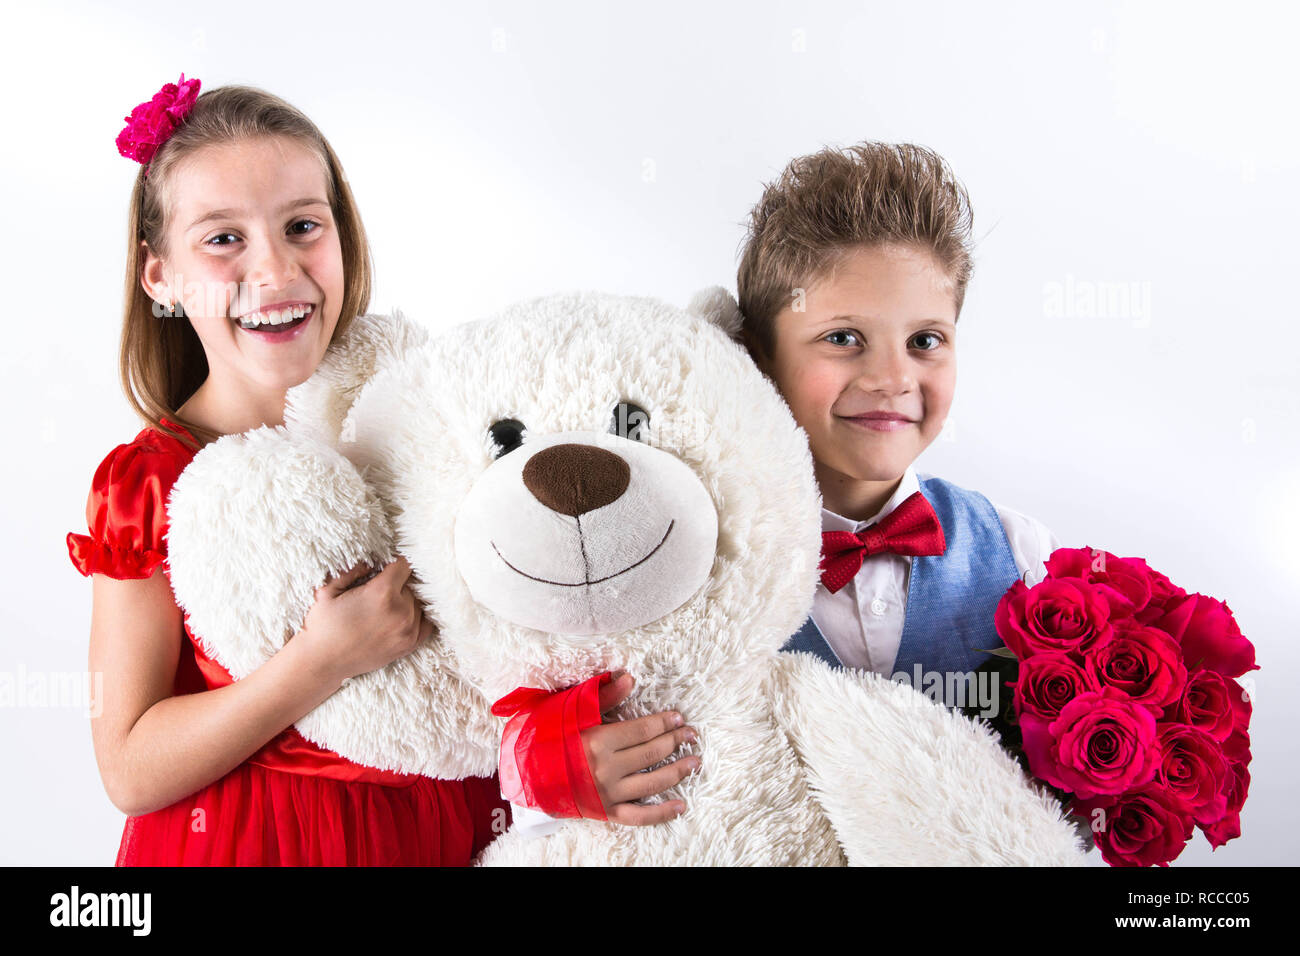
166 289 1085 866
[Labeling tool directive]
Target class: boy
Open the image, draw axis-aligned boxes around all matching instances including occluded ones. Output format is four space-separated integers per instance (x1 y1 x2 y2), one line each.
737 142 1059 715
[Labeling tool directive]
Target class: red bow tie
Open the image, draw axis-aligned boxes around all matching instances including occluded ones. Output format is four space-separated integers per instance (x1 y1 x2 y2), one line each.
819 491 946 593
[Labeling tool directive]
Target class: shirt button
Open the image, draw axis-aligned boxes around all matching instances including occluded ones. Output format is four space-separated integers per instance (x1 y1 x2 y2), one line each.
870 598 887 616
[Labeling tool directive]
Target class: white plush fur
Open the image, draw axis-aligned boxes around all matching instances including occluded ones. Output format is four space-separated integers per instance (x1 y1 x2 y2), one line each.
282 308 430 446
770 654 1084 865
165 291 1086 865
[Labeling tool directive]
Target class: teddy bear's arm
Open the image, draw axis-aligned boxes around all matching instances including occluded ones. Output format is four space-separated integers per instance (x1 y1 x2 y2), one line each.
767 652 1087 866
166 428 397 680
168 426 502 779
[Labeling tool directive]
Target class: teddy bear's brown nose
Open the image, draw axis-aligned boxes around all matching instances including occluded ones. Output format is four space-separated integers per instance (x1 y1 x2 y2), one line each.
522 443 631 517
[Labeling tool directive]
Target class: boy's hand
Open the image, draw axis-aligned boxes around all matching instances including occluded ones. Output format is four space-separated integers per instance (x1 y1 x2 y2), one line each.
583 672 699 826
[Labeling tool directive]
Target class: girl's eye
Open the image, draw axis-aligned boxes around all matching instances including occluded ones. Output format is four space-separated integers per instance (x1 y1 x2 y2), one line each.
910 331 944 351
488 419 527 459
289 219 320 237
824 330 861 347
610 402 650 442
205 233 239 247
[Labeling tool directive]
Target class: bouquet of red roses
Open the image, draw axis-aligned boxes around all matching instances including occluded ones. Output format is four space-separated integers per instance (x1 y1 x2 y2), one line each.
990 547 1256 867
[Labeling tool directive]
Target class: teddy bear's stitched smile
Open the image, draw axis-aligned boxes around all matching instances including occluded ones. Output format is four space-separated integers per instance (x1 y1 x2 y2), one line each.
488 519 675 587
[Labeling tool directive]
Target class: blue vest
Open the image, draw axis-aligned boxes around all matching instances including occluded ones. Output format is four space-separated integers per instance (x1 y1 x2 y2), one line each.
781 475 1021 710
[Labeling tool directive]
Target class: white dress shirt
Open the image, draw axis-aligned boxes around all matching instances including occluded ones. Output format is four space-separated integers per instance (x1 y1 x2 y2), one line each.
812 465 1060 676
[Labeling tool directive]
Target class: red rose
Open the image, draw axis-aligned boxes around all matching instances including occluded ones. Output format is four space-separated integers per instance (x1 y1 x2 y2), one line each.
1135 568 1190 625
1201 759 1250 850
995 577 1114 661
1076 785 1195 867
1221 684 1252 764
1044 547 1156 616
1175 670 1235 741
1154 724 1229 824
1020 687 1159 799
1086 624 1188 714
1014 652 1099 721
1173 595 1258 678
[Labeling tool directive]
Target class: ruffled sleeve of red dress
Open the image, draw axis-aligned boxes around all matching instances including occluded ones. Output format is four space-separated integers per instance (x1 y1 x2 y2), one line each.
66 424 195 580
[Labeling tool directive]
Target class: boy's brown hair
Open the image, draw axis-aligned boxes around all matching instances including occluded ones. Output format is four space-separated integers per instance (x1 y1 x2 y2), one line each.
737 141 974 360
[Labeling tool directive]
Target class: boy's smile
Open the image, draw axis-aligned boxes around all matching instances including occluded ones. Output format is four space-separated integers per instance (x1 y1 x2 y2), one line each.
757 243 958 521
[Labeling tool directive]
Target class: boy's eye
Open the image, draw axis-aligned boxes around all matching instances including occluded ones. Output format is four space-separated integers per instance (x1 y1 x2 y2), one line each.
910 332 944 350
824 330 861 347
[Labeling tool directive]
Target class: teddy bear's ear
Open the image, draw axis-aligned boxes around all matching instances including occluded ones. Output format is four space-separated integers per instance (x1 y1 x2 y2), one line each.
685 286 745 342
285 309 430 444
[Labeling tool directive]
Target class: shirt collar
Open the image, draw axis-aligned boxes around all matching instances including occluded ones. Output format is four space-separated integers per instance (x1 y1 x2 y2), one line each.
821 465 920 533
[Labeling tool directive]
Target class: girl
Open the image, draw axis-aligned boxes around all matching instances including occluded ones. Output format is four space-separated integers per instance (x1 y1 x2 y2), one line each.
68 75 692 865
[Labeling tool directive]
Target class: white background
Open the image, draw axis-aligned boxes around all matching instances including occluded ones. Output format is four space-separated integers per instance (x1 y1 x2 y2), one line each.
2 0 1295 866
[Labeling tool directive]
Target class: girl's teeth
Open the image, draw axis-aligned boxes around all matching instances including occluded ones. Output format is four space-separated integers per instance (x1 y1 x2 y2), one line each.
237 305 310 329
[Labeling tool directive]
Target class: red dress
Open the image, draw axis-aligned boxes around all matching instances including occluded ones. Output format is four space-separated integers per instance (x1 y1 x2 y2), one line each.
67 417 508 866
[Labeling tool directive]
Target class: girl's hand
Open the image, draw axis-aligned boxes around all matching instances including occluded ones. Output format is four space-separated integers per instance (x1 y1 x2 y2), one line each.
292 555 431 688
582 672 700 826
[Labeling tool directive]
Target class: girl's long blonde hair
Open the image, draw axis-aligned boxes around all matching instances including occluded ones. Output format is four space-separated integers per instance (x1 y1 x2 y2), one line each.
120 84 372 451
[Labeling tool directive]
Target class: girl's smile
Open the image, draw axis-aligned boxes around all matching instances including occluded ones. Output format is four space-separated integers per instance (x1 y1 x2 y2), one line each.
232 302 316 338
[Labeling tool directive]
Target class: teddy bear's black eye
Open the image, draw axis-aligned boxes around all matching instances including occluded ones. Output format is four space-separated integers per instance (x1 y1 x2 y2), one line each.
610 402 649 443
488 419 527 458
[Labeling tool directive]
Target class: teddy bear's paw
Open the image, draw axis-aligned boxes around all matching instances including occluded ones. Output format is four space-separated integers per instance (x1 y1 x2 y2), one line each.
284 309 430 445
769 654 1088 866
166 425 394 680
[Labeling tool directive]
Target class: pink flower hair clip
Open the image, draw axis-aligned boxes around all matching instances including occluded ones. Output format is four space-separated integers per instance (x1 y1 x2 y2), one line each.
115 73 202 174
